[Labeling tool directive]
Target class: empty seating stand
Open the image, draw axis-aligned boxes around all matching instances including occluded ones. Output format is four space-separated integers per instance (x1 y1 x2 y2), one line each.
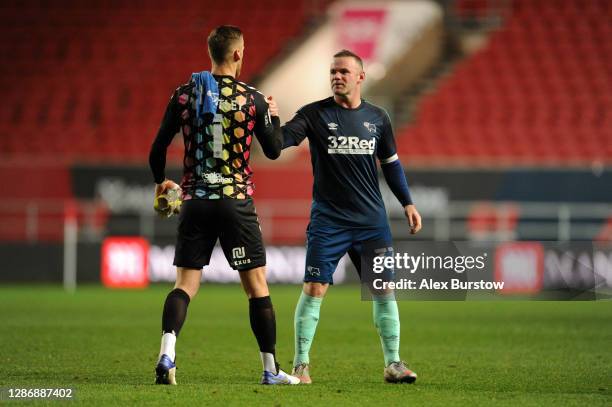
398 0 611 164
0 0 323 162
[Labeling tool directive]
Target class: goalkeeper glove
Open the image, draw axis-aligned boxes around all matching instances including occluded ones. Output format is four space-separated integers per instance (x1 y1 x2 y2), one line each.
154 185 182 218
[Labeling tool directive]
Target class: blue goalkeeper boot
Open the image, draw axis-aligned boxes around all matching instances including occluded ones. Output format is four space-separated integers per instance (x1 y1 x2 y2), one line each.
261 364 300 385
155 354 177 385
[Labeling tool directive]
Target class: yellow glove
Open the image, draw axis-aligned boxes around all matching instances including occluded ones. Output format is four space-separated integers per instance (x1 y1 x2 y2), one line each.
154 185 182 218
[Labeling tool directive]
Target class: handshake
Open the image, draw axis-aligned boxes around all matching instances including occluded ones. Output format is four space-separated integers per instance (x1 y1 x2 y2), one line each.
154 180 182 218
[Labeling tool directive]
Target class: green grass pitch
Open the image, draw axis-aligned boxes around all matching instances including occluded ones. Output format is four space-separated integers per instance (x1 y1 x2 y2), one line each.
0 285 610 406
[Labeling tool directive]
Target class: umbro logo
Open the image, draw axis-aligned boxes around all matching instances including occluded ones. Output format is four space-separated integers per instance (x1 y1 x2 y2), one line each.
327 122 338 131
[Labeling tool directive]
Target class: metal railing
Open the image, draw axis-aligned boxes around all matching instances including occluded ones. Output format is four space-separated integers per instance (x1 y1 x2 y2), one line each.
1 199 610 244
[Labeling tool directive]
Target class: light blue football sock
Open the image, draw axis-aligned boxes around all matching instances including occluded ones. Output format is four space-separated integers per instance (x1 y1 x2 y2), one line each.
293 291 323 366
373 293 401 366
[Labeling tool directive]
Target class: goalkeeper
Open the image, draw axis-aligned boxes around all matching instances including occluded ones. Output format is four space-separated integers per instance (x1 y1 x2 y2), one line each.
275 50 422 384
148 25 298 385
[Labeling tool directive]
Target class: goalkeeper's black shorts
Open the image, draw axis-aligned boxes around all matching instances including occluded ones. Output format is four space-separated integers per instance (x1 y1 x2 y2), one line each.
173 198 266 271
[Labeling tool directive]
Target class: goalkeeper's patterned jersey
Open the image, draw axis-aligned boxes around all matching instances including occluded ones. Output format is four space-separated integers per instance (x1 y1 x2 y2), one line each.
149 74 281 200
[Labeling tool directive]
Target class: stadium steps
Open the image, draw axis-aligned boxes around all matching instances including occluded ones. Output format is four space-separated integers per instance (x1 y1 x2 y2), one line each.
392 52 463 129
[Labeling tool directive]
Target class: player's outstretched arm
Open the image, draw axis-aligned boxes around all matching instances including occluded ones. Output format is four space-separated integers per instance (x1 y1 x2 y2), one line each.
280 111 308 149
253 94 282 160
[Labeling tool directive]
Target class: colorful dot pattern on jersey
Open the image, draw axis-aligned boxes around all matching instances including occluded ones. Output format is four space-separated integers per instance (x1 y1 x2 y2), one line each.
178 76 264 200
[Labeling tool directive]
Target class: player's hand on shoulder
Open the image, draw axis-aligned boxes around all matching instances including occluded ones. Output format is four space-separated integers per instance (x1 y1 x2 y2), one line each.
404 204 422 235
266 95 279 117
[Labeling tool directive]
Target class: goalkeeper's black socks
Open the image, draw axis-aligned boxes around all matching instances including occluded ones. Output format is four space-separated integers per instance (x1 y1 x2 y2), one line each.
158 288 190 363
249 296 278 373
162 288 191 336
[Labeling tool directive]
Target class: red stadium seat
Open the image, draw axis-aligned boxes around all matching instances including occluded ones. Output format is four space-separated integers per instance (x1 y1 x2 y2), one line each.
0 0 330 162
398 0 611 164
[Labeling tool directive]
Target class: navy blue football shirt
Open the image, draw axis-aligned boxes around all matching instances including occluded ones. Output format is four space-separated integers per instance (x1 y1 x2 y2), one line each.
282 97 398 228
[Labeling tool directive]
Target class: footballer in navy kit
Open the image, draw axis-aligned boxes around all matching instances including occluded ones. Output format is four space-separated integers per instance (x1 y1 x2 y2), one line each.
275 50 422 384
